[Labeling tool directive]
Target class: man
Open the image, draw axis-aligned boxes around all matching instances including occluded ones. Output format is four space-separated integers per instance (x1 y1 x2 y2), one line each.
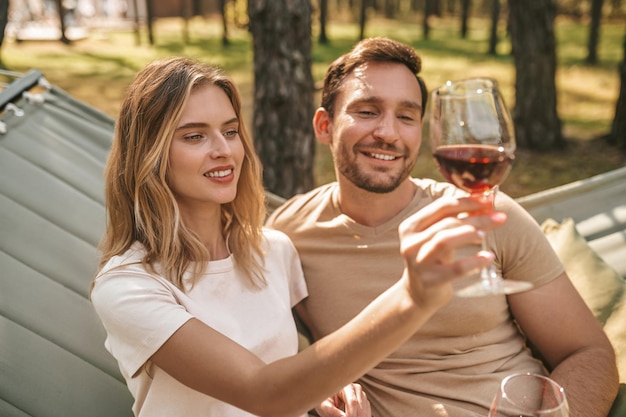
266 37 618 417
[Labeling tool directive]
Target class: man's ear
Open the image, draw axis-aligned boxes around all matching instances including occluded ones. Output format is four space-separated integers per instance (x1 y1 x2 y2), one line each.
313 107 332 145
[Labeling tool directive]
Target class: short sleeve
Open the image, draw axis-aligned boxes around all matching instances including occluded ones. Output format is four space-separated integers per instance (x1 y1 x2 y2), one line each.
495 193 565 288
286 238 308 308
91 271 193 378
262 228 308 308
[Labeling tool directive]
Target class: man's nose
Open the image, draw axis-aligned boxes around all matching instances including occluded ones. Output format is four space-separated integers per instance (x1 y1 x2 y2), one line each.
373 112 399 143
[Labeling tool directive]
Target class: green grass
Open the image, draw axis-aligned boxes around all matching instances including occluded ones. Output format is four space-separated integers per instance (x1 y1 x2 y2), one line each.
3 13 624 197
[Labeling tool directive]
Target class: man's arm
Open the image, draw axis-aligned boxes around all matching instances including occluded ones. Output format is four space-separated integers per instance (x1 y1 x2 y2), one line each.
509 273 619 417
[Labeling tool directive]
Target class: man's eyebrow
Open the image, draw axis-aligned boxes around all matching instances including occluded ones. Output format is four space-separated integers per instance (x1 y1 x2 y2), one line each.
354 96 422 111
175 117 239 131
399 99 423 111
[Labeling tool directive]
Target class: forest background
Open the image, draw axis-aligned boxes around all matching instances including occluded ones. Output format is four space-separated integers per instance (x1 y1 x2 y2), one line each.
2 0 626 199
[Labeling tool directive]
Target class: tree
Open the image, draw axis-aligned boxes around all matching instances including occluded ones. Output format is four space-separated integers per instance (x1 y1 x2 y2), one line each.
319 0 329 44
508 0 563 149
54 0 71 44
586 0 605 64
359 0 369 40
609 32 626 148
383 0 397 18
423 0 437 40
487 0 501 55
248 0 316 197
0 0 8 67
220 0 230 46
146 0 155 45
460 0 471 38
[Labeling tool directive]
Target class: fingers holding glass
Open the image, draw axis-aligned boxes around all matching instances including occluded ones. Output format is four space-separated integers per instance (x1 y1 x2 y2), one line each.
427 77 533 296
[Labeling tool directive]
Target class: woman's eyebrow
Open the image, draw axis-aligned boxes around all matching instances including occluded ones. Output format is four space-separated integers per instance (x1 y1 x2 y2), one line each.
175 122 209 131
175 117 239 131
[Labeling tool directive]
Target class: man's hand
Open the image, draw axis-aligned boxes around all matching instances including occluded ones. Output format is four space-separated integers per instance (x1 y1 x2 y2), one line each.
315 383 371 417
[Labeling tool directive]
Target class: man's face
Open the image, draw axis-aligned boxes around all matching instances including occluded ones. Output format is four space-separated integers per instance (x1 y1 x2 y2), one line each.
324 61 424 194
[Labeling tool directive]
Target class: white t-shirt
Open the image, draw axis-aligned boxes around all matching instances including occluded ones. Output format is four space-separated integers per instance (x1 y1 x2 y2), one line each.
91 228 308 417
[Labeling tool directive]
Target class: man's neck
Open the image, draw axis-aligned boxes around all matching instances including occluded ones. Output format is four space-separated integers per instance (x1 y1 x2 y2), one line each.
336 179 417 227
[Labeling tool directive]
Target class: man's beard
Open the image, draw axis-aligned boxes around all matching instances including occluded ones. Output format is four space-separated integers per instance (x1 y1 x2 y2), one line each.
336 143 415 194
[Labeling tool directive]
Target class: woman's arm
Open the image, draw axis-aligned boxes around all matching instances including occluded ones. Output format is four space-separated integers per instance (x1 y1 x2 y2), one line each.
151 197 505 417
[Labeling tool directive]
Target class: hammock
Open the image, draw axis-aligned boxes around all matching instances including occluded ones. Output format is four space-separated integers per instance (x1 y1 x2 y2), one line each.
0 69 133 417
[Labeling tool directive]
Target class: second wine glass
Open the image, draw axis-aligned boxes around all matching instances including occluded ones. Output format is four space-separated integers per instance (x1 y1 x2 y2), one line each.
429 77 532 297
489 373 569 417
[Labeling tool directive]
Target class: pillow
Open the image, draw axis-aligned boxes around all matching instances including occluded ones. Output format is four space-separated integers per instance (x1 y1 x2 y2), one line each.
541 217 626 383
541 218 624 325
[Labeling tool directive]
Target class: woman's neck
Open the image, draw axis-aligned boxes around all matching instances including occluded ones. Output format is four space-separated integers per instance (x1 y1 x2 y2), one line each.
180 205 230 259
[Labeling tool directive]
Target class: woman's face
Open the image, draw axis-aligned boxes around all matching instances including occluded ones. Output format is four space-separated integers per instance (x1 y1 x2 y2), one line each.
167 84 245 217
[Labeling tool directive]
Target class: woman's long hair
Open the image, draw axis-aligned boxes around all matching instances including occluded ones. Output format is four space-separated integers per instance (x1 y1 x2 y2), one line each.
96 57 266 289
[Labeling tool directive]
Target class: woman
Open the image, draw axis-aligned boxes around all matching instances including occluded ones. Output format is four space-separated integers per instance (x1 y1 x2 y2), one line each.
90 57 503 417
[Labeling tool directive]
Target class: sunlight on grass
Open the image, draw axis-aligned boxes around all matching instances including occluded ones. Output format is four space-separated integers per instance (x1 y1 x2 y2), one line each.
557 64 619 138
3 12 624 196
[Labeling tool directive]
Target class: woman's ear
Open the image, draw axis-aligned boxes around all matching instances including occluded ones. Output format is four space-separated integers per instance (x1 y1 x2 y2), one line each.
313 107 332 145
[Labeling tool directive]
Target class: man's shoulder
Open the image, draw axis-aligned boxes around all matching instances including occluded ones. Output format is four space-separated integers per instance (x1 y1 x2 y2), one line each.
266 183 337 228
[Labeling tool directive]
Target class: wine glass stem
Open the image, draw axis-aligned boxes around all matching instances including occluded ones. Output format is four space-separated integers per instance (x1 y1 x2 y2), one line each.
478 186 500 291
481 237 501 291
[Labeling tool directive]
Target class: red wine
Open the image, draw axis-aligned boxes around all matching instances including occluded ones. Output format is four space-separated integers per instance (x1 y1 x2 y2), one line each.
433 144 513 194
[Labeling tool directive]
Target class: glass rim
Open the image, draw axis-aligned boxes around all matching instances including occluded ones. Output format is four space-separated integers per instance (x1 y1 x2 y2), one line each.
500 372 568 414
433 77 500 96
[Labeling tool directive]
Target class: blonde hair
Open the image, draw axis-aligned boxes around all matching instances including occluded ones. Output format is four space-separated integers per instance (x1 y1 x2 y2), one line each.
96 57 266 289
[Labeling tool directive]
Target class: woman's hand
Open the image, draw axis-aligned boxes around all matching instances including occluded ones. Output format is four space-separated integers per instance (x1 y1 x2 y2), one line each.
398 196 507 310
315 383 371 417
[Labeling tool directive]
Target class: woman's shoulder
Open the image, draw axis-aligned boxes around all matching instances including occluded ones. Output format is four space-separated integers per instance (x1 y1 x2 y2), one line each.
261 227 297 250
92 242 177 308
261 228 301 262
98 242 147 275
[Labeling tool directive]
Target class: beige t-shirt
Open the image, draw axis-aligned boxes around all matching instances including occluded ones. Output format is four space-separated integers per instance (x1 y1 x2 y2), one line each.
91 228 308 417
267 179 564 417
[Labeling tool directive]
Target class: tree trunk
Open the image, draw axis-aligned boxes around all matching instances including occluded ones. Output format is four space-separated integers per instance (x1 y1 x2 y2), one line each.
0 0 8 66
488 0 500 55
609 32 626 148
359 0 368 40
423 0 437 40
319 0 329 44
54 0 71 44
181 0 192 44
146 0 155 45
220 0 230 46
508 0 563 149
248 0 316 198
384 0 396 18
586 0 604 64
610 0 622 16
460 0 471 38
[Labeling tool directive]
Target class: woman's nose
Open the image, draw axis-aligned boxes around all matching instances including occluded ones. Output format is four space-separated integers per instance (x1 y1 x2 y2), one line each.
208 133 232 158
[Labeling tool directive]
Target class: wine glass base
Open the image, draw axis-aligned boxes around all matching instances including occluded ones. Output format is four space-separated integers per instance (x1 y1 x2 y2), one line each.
456 279 533 297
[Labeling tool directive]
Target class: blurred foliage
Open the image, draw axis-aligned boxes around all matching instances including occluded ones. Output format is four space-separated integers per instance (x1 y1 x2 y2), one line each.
2 10 624 196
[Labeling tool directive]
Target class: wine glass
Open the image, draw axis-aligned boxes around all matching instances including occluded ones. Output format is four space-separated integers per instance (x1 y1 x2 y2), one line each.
428 77 533 297
489 373 569 417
